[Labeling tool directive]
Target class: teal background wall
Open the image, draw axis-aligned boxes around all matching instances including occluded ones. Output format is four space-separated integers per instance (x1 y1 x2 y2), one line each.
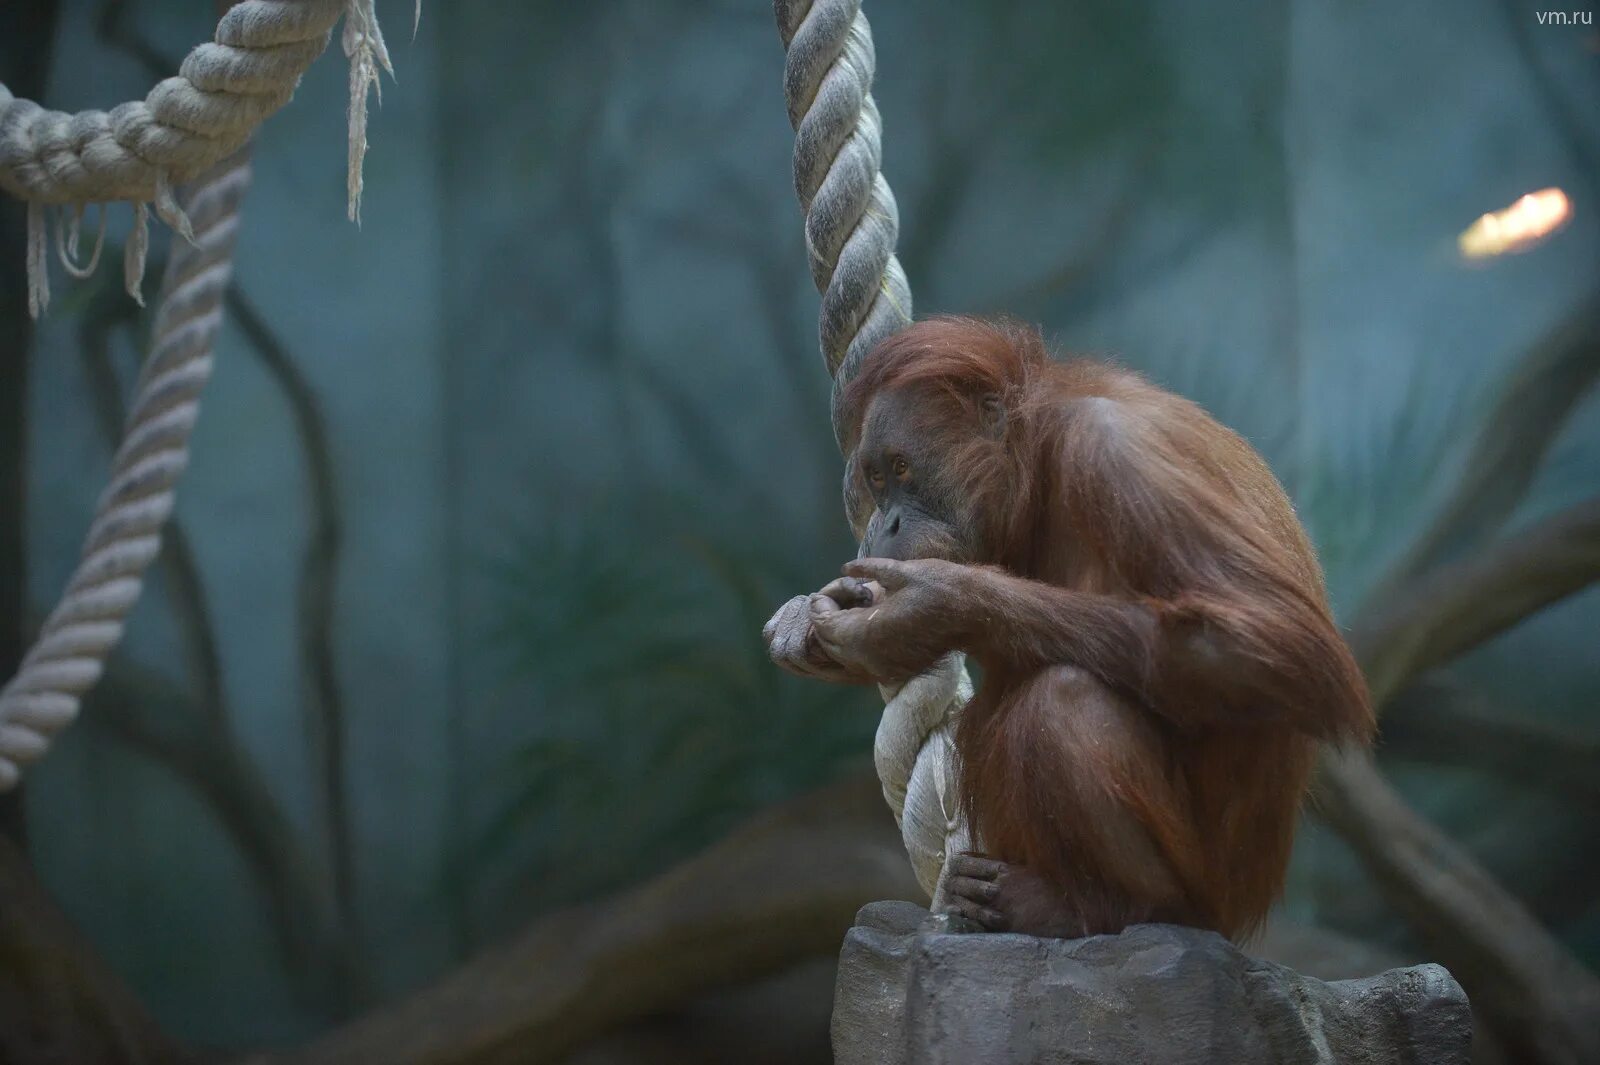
8 0 1597 1052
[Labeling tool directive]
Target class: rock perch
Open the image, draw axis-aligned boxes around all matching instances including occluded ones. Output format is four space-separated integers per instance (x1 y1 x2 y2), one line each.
833 901 1471 1065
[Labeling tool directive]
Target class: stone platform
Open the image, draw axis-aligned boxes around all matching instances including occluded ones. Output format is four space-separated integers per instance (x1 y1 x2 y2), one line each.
832 900 1471 1065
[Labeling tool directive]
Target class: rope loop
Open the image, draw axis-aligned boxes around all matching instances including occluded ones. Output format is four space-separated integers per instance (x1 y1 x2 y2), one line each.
0 0 408 315
0 2 418 786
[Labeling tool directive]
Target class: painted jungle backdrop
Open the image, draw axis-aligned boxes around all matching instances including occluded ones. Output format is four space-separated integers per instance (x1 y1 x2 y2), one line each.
1 2 1596 1063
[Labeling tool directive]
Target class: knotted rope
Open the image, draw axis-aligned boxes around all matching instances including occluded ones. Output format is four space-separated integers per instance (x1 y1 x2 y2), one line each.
0 1 408 791
0 150 251 791
773 0 970 905
0 0 397 316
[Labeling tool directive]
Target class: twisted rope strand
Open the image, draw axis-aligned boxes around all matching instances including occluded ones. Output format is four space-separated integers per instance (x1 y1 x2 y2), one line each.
774 1 969 904
0 1 340 206
0 3 409 787
774 0 912 431
0 0 403 313
0 150 252 791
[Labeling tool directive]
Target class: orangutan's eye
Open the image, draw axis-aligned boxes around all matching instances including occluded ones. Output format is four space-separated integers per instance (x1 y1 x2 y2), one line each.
868 467 886 490
893 457 910 480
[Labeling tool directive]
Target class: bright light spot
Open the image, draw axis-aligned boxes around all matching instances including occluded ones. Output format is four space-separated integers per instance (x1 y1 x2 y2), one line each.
1458 187 1572 260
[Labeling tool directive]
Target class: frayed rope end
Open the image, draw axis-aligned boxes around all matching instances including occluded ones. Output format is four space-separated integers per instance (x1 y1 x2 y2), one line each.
26 203 49 320
25 198 154 317
343 0 413 224
56 204 109 281
124 202 150 307
153 171 195 245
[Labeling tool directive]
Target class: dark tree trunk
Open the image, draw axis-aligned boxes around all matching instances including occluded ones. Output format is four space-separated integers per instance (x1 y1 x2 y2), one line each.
0 0 61 849
0 836 188 1065
0 12 188 1065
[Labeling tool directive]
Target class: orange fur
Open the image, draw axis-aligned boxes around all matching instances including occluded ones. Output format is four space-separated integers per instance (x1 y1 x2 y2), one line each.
840 317 1374 940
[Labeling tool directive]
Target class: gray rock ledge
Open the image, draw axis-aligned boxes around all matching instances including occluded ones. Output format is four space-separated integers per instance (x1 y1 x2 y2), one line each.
832 900 1471 1065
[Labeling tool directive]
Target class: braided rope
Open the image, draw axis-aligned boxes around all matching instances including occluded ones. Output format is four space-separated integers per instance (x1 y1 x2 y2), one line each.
773 2 971 905
874 659 972 904
0 2 406 787
0 151 252 791
0 0 398 315
774 0 913 434
0 1 341 207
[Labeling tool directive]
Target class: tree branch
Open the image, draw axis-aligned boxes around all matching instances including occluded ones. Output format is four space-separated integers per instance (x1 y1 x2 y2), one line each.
1313 307 1600 1058
0 0 60 848
1315 748 1600 1065
1320 777 1600 949
0 835 189 1065
86 656 355 1016
1320 494 1600 1063
225 287 360 982
256 771 918 1065
1368 294 1600 601
1353 495 1600 707
256 764 1516 1065
92 0 363 993
1380 678 1600 808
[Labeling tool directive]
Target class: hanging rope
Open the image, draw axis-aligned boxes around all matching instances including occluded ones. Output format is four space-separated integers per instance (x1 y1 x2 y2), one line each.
873 658 972 904
773 0 969 907
0 0 398 314
0 150 252 791
0 1 409 790
774 0 913 437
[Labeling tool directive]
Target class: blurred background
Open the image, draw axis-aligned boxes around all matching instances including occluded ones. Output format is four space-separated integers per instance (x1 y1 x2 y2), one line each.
0 1 1596 1063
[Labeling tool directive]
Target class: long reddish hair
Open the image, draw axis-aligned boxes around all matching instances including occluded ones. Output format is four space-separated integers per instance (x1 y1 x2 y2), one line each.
842 316 1372 938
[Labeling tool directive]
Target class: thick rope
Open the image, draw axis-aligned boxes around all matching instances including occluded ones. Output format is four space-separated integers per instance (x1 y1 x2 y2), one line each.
0 2 339 205
874 659 972 905
773 1 969 904
0 1 407 789
774 0 913 436
0 0 398 313
0 150 251 791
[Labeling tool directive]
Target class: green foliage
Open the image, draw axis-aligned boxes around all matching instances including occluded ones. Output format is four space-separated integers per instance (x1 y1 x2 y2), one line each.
460 491 878 915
